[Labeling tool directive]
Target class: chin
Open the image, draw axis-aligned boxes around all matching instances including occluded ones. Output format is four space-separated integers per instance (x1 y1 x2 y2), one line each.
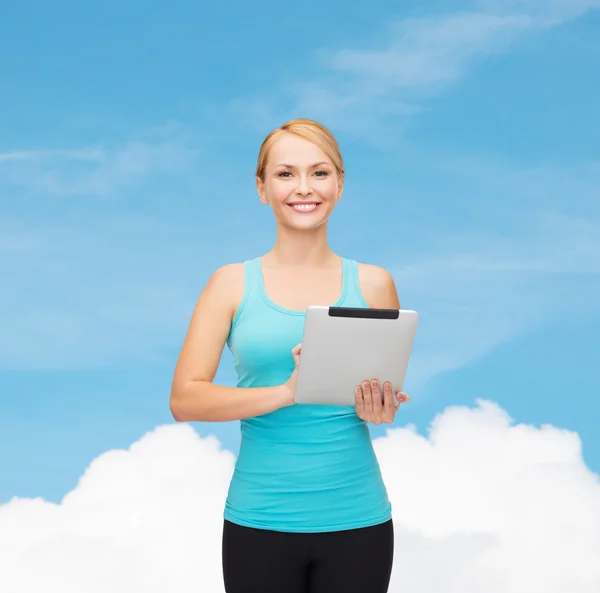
286 213 332 231
289 220 329 232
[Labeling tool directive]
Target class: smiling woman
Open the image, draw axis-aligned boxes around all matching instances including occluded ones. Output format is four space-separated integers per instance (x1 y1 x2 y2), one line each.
170 118 408 593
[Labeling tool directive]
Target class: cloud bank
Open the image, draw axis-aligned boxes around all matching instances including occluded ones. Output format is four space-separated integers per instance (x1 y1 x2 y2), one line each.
1 400 598 592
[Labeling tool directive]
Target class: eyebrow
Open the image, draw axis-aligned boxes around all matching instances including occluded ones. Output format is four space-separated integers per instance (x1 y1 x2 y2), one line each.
274 161 330 168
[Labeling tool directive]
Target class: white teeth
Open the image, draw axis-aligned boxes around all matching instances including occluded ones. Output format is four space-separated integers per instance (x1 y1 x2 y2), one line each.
291 203 319 211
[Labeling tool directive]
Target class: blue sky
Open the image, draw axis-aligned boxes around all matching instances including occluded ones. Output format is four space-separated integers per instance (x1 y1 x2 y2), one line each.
1 0 599 524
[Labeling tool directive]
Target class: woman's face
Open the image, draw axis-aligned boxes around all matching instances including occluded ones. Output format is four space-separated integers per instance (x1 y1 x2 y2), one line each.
256 133 343 231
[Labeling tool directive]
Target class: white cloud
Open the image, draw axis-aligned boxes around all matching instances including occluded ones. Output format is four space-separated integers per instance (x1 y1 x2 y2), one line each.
228 1 599 137
475 0 600 24
1 401 599 592
0 148 104 163
0 426 234 593
326 12 533 91
0 126 198 197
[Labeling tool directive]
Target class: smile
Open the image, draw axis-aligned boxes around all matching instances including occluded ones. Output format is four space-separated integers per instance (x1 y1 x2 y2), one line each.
288 202 321 213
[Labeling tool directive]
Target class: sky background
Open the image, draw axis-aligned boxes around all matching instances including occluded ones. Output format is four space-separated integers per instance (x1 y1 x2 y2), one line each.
1 1 599 591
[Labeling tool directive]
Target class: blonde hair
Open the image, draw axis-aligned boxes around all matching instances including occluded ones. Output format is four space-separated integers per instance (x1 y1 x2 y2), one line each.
255 118 344 182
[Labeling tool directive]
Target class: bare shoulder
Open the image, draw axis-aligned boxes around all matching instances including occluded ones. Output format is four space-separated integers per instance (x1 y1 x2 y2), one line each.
208 262 245 284
201 262 245 315
356 263 400 309
205 262 245 292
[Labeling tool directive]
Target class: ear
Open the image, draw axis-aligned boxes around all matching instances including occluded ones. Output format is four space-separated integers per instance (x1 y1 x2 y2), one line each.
336 175 344 202
256 176 269 204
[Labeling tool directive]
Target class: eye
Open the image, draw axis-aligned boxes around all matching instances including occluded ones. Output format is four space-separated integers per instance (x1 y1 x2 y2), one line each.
314 170 329 177
277 171 292 178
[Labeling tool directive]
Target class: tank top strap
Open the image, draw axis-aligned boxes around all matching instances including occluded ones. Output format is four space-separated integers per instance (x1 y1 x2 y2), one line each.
244 257 263 293
229 257 262 333
341 258 369 307
339 257 351 301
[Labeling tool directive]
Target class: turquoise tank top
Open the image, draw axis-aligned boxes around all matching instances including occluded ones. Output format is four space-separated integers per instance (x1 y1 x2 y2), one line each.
223 256 392 533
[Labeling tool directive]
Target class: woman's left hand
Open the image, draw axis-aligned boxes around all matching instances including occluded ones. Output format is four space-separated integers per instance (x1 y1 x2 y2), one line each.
355 379 410 425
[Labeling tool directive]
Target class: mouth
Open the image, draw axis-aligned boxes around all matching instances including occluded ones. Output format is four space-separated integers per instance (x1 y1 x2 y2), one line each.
287 202 322 213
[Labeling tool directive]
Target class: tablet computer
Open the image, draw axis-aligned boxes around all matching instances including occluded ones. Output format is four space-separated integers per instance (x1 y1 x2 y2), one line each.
294 306 418 406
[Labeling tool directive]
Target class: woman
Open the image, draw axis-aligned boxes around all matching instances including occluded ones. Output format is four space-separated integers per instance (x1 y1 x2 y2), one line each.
170 118 410 593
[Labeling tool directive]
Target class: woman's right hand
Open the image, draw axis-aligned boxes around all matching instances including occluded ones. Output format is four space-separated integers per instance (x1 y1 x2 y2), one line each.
282 343 302 403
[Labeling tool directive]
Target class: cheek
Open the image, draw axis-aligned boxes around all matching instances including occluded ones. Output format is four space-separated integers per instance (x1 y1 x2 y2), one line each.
321 178 339 199
265 182 289 204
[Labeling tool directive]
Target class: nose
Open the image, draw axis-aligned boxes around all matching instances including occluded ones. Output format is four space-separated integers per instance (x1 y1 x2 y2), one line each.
295 174 312 196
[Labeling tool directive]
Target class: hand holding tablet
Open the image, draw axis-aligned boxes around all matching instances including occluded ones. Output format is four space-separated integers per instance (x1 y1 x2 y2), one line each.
293 306 418 409
353 378 411 425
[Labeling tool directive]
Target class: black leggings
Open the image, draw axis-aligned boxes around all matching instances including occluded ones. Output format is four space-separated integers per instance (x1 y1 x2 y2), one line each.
222 519 394 593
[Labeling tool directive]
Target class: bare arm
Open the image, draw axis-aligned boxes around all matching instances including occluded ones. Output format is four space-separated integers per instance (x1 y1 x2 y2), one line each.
170 264 294 423
357 263 401 309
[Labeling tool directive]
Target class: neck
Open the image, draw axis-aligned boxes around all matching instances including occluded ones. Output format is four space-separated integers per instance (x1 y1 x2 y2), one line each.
264 223 337 268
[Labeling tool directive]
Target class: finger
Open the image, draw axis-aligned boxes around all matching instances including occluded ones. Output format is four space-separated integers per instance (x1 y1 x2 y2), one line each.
371 379 383 424
355 386 365 418
396 391 410 404
382 382 395 423
291 343 302 366
362 381 373 416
